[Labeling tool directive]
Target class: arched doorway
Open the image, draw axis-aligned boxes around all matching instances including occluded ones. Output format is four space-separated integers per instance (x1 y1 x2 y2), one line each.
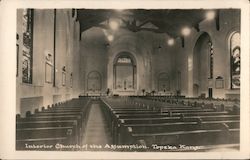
193 32 213 98
113 53 136 92
87 71 102 92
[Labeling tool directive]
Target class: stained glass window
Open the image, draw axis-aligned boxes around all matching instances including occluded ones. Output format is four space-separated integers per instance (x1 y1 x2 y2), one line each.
117 57 132 64
22 9 33 84
230 32 240 89
208 41 214 79
16 44 19 77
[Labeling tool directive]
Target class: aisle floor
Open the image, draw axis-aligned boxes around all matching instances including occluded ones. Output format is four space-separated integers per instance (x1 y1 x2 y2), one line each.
82 101 112 149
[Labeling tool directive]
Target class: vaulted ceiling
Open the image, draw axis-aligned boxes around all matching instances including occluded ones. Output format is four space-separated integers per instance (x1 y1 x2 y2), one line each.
76 9 219 38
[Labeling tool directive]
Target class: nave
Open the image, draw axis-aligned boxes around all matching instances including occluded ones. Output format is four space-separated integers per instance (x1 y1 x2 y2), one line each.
16 96 240 152
15 8 242 152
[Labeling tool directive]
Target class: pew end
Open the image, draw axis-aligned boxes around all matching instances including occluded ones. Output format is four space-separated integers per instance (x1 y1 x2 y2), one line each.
26 111 32 117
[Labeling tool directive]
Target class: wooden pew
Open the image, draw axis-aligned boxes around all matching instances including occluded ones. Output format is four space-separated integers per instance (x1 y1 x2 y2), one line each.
121 120 237 136
113 109 215 114
45 108 83 112
16 120 80 141
18 115 82 122
119 115 240 124
17 120 77 129
138 96 239 114
101 98 239 149
113 115 239 144
16 126 77 150
115 119 239 144
33 112 84 117
113 111 229 119
16 115 82 149
121 120 240 133
16 126 75 140
16 98 91 151
121 128 239 147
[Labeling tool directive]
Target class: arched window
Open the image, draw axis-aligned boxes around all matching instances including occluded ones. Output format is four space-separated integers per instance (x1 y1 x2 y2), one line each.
114 54 136 90
22 9 34 84
230 32 240 89
208 41 214 79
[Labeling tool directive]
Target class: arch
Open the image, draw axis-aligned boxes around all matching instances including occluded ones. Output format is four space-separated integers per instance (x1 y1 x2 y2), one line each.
113 52 137 91
87 71 102 91
228 31 240 89
113 51 137 65
225 27 240 45
157 72 170 92
193 32 212 97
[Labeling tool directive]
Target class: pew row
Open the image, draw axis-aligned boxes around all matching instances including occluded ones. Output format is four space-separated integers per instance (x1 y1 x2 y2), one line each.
16 97 91 150
100 97 240 151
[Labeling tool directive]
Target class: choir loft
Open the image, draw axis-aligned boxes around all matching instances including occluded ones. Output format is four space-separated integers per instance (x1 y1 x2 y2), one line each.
16 9 240 151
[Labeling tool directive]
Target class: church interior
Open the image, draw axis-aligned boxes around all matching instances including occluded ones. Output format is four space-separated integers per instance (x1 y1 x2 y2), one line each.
16 8 241 151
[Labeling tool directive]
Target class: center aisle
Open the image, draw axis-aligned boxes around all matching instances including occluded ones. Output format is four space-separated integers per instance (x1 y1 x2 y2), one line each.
82 100 112 150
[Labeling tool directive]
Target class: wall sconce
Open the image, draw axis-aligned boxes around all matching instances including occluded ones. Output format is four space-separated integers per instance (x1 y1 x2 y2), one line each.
155 45 162 54
45 53 52 62
105 43 110 48
62 66 66 72
16 33 19 40
194 23 200 32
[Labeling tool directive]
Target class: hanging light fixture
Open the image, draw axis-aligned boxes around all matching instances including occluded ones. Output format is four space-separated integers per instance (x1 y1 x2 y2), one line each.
206 10 216 20
167 38 175 46
181 27 191 36
109 18 120 31
107 34 114 42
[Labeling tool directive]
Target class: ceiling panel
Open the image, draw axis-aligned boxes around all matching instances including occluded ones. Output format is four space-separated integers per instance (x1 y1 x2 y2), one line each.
76 9 218 38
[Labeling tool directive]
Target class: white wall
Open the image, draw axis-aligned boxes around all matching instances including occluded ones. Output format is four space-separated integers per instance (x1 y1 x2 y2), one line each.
16 9 240 117
16 9 81 117
80 28 174 95
174 9 240 98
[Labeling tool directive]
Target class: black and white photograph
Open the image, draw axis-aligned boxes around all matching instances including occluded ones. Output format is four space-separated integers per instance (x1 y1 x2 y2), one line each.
0 0 250 159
